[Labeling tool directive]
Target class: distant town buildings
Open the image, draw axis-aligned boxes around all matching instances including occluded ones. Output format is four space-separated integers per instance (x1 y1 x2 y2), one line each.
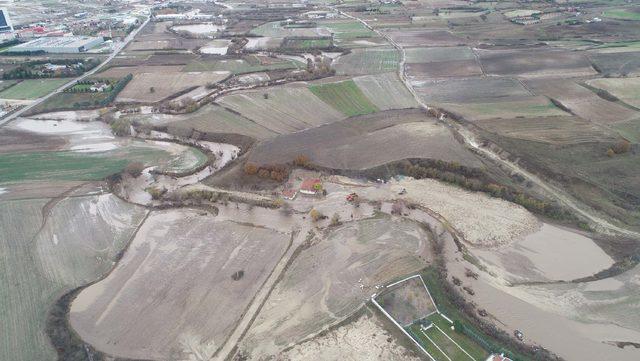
10 36 104 53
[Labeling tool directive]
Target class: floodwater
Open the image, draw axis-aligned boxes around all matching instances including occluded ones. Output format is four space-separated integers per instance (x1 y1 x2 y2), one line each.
473 223 614 282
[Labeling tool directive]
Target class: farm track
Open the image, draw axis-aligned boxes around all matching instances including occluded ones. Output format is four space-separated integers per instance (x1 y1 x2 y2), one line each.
30 182 88 244
335 7 640 239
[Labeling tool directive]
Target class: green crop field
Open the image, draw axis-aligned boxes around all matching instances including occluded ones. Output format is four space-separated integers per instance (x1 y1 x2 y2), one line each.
603 9 640 21
282 38 332 49
321 21 374 40
0 146 187 184
0 79 68 100
309 80 379 117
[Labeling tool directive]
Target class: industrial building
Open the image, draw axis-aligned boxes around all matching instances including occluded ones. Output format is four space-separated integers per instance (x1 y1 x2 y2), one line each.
9 36 104 53
0 8 15 42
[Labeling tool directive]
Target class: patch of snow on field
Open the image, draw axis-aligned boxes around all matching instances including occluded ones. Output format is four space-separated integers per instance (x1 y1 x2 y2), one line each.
0 187 6 196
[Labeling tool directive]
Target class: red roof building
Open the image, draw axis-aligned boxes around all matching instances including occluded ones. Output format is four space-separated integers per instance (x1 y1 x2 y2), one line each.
300 178 322 195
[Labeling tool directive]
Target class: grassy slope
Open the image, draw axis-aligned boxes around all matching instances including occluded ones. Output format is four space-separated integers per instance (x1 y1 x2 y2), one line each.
0 79 68 100
309 79 379 117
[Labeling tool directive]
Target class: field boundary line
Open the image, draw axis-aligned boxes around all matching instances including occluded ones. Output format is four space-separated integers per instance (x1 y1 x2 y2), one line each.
371 295 436 361
435 324 477 361
422 329 452 361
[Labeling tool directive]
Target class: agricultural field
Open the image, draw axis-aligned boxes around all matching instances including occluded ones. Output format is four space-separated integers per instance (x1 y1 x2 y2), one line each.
333 47 400 75
309 79 379 117
384 29 466 47
526 78 639 124
476 48 596 78
240 216 431 358
117 70 229 103
603 8 640 21
413 77 532 104
405 46 475 64
353 73 418 110
0 79 68 100
439 97 567 120
281 37 332 49
586 77 640 108
249 109 482 169
251 21 331 38
587 50 640 76
217 84 345 134
70 209 291 360
147 104 279 141
0 193 147 361
183 55 302 74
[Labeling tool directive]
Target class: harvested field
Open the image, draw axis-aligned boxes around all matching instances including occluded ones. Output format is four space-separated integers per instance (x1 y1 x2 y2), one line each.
586 77 640 108
308 79 379 117
98 65 184 78
0 128 65 154
439 96 567 120
473 223 614 283
0 79 68 100
249 109 481 169
71 209 291 360
377 276 436 326
353 73 418 110
413 77 531 103
240 216 431 358
384 29 466 47
333 47 400 75
474 116 617 145
251 21 331 38
406 59 482 78
183 55 301 74
218 84 345 134
404 46 475 63
587 51 640 76
526 78 639 123
476 48 596 78
117 70 229 103
0 194 147 361
277 311 421 361
147 104 278 140
124 21 206 52
244 36 283 50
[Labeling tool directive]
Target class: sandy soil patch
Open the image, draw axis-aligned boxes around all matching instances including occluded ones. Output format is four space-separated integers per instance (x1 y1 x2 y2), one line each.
70 209 291 360
362 178 541 247
277 312 421 361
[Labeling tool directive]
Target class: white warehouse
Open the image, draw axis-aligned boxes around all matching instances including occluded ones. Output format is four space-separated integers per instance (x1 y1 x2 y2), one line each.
10 36 104 53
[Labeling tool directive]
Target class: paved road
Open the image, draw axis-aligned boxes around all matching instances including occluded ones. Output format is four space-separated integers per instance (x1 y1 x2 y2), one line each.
0 15 150 127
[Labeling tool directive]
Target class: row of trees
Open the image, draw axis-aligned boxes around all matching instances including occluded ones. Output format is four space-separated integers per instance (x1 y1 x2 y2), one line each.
243 162 288 182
